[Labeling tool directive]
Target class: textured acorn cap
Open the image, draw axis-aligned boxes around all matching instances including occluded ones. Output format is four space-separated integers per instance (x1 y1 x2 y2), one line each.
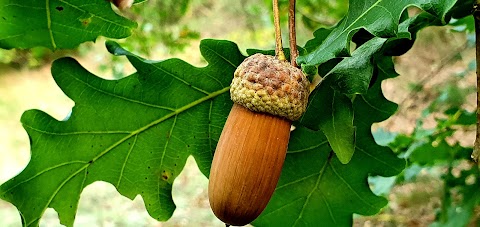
231 53 310 121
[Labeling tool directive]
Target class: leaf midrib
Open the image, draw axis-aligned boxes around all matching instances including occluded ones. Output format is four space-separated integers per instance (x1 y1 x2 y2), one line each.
46 0 56 49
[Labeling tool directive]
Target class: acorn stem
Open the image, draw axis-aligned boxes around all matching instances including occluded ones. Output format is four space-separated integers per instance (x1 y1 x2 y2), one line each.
273 0 286 61
288 0 298 67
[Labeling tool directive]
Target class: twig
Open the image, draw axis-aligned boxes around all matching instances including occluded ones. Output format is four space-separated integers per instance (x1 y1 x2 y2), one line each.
288 0 298 67
273 0 286 61
473 1 480 164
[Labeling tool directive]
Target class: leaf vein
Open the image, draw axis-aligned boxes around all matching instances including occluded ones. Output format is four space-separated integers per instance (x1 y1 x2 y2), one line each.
292 154 330 226
22 125 131 136
259 197 306 219
1 161 88 195
329 162 377 209
67 72 176 111
208 101 213 154
57 0 133 29
356 146 403 172
160 116 177 169
202 44 238 69
319 190 337 224
117 135 138 187
276 172 320 191
149 64 210 95
27 167 87 226
288 140 328 153
360 95 391 115
45 0 56 49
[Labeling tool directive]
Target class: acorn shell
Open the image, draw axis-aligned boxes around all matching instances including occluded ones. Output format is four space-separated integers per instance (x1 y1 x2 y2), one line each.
208 104 291 226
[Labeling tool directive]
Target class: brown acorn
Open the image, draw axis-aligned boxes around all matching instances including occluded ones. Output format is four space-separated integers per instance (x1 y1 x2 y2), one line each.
208 53 310 226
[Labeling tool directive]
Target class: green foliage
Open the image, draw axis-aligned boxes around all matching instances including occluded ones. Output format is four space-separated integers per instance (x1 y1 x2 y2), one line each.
298 0 348 29
379 69 479 226
0 0 136 50
297 0 461 166
125 0 199 55
387 107 480 226
451 16 474 33
255 54 403 225
0 40 244 226
297 0 458 67
0 0 475 226
0 36 404 226
271 0 348 30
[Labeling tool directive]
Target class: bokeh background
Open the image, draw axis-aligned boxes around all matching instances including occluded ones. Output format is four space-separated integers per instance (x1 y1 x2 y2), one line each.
0 0 477 226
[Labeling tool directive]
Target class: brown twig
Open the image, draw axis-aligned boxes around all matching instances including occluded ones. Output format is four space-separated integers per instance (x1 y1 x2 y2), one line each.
288 0 298 67
273 0 286 61
473 1 480 164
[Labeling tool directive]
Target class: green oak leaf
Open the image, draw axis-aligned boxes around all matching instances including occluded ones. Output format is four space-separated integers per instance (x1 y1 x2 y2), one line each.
382 8 457 56
303 28 333 53
0 0 137 49
300 81 355 164
295 0 458 165
325 37 386 95
409 140 457 166
317 88 355 164
298 38 386 164
0 39 245 226
254 55 405 226
297 0 458 67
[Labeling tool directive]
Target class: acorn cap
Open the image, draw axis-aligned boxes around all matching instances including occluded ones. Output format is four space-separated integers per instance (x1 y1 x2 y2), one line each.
231 53 310 121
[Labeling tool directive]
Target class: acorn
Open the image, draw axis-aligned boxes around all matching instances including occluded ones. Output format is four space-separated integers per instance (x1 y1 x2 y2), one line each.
208 53 310 226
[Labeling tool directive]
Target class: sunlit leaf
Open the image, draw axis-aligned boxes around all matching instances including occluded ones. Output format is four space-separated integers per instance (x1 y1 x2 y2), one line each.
0 0 137 49
0 40 245 226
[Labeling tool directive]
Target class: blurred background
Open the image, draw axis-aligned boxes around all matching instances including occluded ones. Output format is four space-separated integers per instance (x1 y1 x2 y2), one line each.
0 0 478 226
